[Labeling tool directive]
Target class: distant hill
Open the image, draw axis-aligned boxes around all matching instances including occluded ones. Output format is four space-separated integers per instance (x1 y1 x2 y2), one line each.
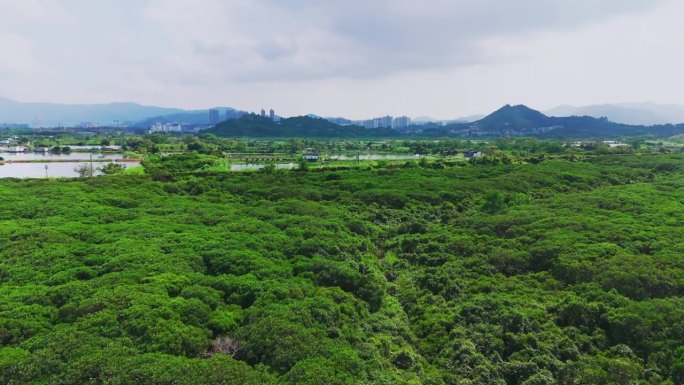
131 108 245 128
207 105 684 139
546 102 684 125
474 105 548 131
425 104 684 138
0 97 188 127
206 114 399 138
0 97 247 128
412 114 484 125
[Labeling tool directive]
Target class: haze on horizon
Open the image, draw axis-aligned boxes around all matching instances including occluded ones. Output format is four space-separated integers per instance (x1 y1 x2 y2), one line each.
1 0 683 120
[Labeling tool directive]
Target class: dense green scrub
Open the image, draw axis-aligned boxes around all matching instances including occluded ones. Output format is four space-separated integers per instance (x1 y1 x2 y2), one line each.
1 154 683 384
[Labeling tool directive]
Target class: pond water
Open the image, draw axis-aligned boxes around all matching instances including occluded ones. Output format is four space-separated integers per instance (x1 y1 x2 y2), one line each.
328 154 423 161
0 152 128 161
230 163 298 171
0 153 425 177
227 154 425 171
0 160 140 178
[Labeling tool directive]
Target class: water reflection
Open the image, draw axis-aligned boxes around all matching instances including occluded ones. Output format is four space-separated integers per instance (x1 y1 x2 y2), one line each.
0 152 128 161
230 163 297 171
0 161 140 178
328 154 422 161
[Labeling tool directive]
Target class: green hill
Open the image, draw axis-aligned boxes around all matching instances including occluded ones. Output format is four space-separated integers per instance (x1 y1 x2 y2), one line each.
425 104 684 138
207 114 398 138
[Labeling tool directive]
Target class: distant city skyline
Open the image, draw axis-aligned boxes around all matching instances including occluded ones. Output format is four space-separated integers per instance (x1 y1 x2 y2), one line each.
7 95 684 128
1 1 684 119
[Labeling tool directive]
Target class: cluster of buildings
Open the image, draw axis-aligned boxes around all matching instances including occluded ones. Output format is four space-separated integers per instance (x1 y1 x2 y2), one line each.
568 140 630 148
325 115 412 129
149 122 183 133
209 108 277 125
0 137 25 153
210 109 241 125
260 108 276 121
152 107 415 132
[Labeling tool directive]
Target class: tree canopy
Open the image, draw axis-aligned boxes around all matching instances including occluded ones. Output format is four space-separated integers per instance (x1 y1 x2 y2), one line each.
0 153 683 384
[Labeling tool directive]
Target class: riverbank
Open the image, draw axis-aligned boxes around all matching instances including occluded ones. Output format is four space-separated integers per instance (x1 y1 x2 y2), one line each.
0 158 140 164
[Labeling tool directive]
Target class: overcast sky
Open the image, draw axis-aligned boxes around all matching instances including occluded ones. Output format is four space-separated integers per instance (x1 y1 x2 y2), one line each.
1 0 683 119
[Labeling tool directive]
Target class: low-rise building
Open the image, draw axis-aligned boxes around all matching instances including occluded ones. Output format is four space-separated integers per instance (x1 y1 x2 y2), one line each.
302 153 319 161
463 150 484 159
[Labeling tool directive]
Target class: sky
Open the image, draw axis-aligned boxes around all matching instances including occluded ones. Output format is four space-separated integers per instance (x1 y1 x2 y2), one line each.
1 0 683 119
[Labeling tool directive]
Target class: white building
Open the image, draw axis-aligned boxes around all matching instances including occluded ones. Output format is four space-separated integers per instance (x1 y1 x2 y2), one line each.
603 141 629 148
149 123 183 133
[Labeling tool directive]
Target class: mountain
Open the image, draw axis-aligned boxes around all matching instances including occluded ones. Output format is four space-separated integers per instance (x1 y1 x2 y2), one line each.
412 114 484 125
0 97 188 127
206 105 684 139
131 108 245 128
426 104 684 138
207 114 398 138
475 105 548 131
0 97 249 128
546 102 684 125
411 116 436 124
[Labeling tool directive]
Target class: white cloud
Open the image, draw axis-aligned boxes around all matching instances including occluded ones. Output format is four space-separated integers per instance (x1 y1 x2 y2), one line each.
0 0 681 118
138 0 671 84
0 31 40 74
0 0 71 23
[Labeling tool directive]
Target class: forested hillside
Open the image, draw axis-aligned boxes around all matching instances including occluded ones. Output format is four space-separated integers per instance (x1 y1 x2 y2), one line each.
207 114 398 138
426 105 684 138
1 154 683 384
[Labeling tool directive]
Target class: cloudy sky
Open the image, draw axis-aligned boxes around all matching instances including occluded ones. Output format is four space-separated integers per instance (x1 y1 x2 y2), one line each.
1 0 683 119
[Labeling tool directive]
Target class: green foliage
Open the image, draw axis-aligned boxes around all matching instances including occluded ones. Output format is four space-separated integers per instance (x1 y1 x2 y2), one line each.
0 153 683 384
73 163 94 178
97 162 126 176
207 114 397 138
142 153 222 176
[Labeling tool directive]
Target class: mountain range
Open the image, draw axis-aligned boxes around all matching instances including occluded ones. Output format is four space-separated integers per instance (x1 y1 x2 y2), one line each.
0 97 244 127
205 105 684 139
424 104 684 138
545 102 684 125
412 114 485 125
207 114 397 138
2 96 684 138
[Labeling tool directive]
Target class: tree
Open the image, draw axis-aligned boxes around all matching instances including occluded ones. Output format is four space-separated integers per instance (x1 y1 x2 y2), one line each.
187 141 205 152
74 163 93 178
97 163 126 176
205 336 241 357
481 191 507 214
260 162 277 174
297 158 310 172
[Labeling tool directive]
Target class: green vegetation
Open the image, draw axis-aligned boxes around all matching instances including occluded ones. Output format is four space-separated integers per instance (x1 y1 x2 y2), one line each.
425 105 684 138
207 114 398 138
0 150 683 384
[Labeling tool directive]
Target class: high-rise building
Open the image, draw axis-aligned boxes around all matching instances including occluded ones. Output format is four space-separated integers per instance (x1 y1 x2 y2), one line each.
269 109 275 121
392 116 411 129
209 109 220 125
260 109 266 117
379 116 393 128
356 115 402 129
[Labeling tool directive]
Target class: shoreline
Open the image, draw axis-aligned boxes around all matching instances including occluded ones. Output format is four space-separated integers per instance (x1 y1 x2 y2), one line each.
0 159 140 164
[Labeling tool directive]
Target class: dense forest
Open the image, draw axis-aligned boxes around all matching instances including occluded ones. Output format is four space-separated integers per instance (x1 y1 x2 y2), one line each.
1 153 683 384
207 114 398 138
